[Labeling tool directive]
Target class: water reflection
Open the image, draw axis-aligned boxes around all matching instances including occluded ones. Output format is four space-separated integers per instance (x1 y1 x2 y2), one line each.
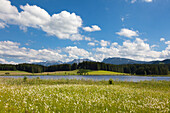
1 75 170 82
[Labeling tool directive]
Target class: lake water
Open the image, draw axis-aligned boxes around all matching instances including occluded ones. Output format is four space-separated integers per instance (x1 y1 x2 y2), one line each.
0 75 170 82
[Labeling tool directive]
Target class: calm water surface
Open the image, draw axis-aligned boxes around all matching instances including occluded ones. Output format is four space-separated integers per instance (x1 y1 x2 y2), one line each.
1 75 170 82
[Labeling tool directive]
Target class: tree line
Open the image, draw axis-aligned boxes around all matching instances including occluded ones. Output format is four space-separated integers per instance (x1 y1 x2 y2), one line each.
78 61 169 75
0 61 169 75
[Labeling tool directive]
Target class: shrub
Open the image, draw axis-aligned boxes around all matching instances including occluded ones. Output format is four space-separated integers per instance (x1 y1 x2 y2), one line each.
23 76 28 82
109 78 114 85
36 77 40 79
5 72 10 75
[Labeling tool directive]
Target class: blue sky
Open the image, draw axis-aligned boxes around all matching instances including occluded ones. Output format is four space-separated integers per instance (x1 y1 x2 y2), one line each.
0 0 169 64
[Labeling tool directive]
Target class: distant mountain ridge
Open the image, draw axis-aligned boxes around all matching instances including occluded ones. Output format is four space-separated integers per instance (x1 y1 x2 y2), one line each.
66 59 93 64
33 59 93 66
33 58 170 66
102 57 170 65
149 59 170 64
102 57 146 65
33 61 63 66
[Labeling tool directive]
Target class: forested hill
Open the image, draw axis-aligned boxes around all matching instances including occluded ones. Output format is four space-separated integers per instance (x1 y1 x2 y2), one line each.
0 61 169 75
102 58 170 65
102 58 146 65
149 59 170 64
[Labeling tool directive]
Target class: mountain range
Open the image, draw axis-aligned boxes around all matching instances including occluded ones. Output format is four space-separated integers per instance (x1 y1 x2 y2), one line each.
33 58 170 66
66 59 93 64
33 59 93 66
102 57 170 65
102 57 146 65
33 60 63 66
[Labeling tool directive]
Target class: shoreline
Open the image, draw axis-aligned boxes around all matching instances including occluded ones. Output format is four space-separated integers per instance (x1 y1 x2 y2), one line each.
0 70 169 77
0 74 170 77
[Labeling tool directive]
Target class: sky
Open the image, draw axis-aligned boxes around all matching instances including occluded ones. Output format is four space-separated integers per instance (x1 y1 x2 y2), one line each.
0 0 170 64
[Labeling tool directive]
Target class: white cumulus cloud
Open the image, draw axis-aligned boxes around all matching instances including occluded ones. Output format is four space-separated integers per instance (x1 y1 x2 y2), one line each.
144 0 152 2
85 37 92 41
0 41 66 62
94 38 164 61
69 34 83 41
100 40 110 47
0 22 7 28
131 0 152 3
0 39 170 63
64 46 91 59
88 42 95 46
0 58 16 64
161 41 170 59
83 25 101 32
165 41 170 45
0 0 85 41
116 28 139 38
160 38 165 42
131 0 137 3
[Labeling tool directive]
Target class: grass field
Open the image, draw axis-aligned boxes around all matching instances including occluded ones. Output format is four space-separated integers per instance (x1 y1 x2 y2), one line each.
0 78 169 112
88 70 128 75
0 71 31 75
0 70 169 76
0 70 78 76
0 70 127 76
35 70 78 75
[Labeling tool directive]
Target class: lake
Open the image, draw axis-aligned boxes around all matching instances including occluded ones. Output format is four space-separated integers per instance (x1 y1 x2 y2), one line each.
0 75 170 82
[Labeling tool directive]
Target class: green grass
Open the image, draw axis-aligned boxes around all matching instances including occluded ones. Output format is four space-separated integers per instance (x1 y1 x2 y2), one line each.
34 70 78 75
0 78 169 112
88 70 128 75
0 71 32 75
0 70 78 76
0 70 127 76
0 70 169 76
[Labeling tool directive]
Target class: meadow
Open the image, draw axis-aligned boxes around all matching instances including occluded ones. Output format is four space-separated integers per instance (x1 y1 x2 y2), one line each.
88 70 128 75
0 70 78 76
0 70 127 76
0 71 31 76
0 78 169 113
